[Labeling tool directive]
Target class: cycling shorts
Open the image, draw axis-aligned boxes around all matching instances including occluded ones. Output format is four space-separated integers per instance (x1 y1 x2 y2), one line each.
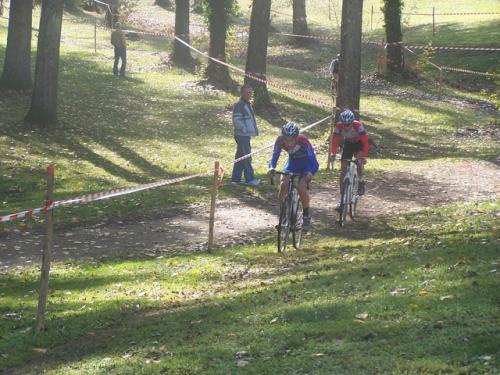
341 141 363 160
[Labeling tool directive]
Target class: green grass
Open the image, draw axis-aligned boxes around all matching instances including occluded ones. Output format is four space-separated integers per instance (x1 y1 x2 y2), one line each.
0 3 498 228
1 201 498 374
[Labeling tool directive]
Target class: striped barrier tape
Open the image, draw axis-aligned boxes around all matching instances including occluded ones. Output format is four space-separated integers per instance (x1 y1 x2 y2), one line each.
440 66 497 77
271 31 499 52
174 36 340 111
402 12 500 16
386 41 500 52
220 115 333 168
0 201 54 223
55 171 212 208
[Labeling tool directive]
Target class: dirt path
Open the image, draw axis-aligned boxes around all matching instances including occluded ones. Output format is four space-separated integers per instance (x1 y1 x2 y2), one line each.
1 160 499 271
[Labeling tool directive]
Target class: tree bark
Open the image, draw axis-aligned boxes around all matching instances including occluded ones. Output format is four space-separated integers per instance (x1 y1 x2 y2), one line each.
245 0 271 109
0 1 33 89
204 0 232 88
172 0 193 66
292 0 308 36
382 0 404 73
336 0 363 117
25 0 64 128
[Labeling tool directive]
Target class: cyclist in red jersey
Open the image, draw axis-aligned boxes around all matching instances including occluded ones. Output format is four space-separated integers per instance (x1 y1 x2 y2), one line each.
331 109 369 210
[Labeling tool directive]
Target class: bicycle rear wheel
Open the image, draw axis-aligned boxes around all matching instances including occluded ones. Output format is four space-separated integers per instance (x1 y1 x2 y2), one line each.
350 173 359 220
339 180 350 227
277 198 292 252
292 191 303 250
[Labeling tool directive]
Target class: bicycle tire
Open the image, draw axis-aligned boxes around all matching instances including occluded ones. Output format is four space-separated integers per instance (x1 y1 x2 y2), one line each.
277 198 292 252
292 191 303 250
339 179 350 227
350 172 358 220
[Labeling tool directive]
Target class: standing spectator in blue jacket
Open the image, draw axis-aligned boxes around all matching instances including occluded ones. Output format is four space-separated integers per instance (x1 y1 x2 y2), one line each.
231 85 260 186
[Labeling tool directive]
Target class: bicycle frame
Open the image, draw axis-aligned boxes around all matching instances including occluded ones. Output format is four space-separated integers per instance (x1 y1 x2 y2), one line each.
338 159 360 226
272 172 305 252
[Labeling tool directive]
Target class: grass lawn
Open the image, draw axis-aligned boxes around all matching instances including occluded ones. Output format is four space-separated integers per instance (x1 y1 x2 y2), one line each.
1 201 498 374
0 2 499 373
0 4 498 228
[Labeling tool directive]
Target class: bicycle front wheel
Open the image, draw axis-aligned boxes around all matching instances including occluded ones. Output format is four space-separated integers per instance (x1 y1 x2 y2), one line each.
277 198 292 252
350 173 358 220
292 192 303 250
339 179 350 227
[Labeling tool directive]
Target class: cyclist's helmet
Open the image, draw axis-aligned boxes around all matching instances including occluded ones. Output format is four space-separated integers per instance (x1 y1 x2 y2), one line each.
339 109 355 125
282 121 300 137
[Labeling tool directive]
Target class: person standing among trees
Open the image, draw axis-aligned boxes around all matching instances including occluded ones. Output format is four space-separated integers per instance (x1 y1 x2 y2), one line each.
329 53 340 95
231 85 260 186
111 22 126 77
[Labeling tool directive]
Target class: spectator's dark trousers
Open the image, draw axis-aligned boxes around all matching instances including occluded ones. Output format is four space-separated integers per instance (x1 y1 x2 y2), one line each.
113 47 127 76
231 135 255 183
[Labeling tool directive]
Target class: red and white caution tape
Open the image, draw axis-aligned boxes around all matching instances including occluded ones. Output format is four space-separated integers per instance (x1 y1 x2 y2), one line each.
402 11 500 16
441 66 497 77
220 115 332 167
0 201 54 223
55 171 211 208
387 41 500 52
174 36 336 111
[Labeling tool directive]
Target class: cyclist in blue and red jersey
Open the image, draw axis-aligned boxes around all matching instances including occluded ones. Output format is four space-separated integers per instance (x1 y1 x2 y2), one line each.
331 109 369 210
268 122 319 231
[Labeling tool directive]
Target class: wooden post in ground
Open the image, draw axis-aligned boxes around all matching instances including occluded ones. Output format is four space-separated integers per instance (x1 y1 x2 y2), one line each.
36 166 55 332
371 5 374 31
94 19 97 53
432 7 435 36
208 161 219 252
438 68 443 99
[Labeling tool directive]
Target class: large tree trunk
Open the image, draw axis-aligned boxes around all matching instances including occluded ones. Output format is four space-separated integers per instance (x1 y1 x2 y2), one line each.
25 0 64 128
336 0 363 117
0 1 33 89
292 0 308 36
204 0 232 88
172 0 193 66
382 0 404 73
245 0 271 109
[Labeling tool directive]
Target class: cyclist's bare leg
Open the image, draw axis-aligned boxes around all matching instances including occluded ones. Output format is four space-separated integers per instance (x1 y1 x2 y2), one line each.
356 158 365 179
297 177 310 209
279 175 290 203
339 159 349 194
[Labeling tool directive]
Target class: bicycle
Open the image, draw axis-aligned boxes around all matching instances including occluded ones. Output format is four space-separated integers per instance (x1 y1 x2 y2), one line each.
336 159 361 227
270 171 305 252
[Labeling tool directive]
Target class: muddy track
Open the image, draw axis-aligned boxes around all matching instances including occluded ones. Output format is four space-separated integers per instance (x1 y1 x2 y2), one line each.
1 160 498 271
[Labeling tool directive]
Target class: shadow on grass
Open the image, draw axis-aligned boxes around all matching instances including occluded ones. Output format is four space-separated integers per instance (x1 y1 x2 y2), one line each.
2 229 497 373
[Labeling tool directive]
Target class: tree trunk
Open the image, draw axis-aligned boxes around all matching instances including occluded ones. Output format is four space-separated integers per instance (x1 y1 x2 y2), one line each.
172 0 193 66
204 0 232 88
25 0 64 128
382 0 404 73
336 0 363 117
245 0 271 109
0 1 33 89
292 0 308 36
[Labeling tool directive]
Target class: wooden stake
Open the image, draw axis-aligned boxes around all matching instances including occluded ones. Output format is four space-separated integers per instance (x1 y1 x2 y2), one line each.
208 161 219 252
438 68 443 99
371 5 374 31
36 166 55 332
432 7 435 36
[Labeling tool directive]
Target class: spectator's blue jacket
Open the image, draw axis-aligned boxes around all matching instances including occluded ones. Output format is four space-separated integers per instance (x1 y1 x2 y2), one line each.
232 99 259 137
270 134 319 174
